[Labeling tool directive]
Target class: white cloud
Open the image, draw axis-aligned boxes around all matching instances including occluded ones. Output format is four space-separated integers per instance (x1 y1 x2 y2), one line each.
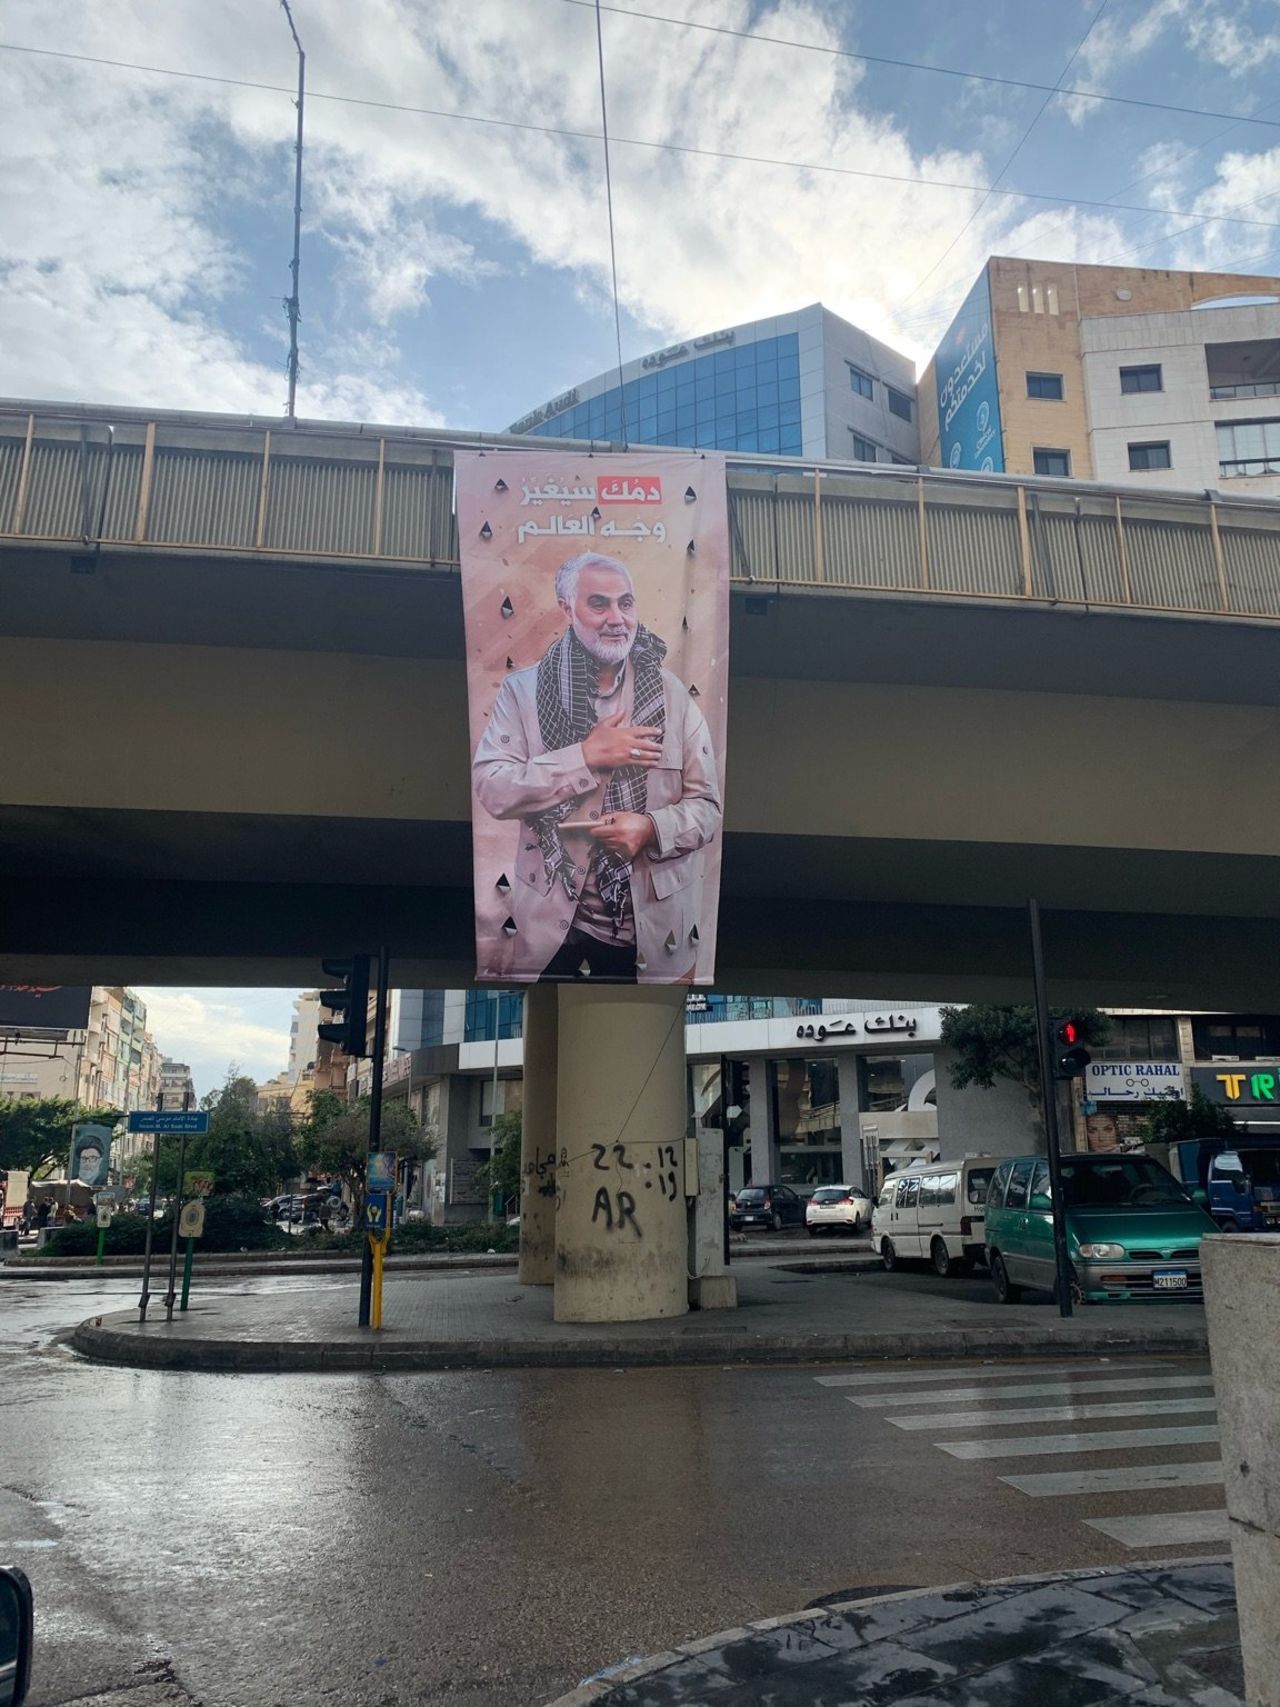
0 0 1115 394
135 988 295 1096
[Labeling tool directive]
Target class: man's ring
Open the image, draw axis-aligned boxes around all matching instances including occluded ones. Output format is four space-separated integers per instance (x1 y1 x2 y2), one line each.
629 746 642 758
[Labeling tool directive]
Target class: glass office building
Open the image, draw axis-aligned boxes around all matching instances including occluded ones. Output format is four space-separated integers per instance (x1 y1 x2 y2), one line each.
509 303 921 465
521 333 805 457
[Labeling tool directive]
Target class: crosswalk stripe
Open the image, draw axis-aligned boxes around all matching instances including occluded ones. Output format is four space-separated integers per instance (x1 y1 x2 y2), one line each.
884 1397 1218 1431
813 1361 1160 1389
1001 1460 1225 1497
1084 1508 1230 1548
848 1374 1213 1409
936 1424 1221 1460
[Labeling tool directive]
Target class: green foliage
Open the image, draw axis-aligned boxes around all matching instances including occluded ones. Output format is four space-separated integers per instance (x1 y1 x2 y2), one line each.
128 1071 298 1198
312 1219 519 1256
940 1005 1111 1108
295 1091 436 1214
474 1110 521 1210
41 1194 293 1256
1139 1085 1237 1147
0 1097 119 1177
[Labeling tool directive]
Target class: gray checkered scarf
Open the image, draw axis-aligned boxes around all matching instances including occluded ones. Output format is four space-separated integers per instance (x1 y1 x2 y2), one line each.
531 624 667 927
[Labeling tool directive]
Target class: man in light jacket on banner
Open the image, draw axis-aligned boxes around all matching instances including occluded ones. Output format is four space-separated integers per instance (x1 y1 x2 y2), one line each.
473 550 722 982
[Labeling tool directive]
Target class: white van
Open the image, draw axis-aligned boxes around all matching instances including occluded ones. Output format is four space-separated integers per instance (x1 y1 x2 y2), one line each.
871 1156 998 1277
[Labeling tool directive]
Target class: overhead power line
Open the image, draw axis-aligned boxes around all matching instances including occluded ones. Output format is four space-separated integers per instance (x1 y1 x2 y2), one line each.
552 0 1280 134
901 0 1111 309
7 40 1280 236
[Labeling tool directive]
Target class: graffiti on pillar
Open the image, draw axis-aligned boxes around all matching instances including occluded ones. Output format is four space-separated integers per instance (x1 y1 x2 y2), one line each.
591 1186 641 1236
642 1143 680 1201
524 1145 560 1200
591 1142 635 1172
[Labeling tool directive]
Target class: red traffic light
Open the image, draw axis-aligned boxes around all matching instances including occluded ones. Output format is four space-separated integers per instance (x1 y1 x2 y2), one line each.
1057 1019 1079 1045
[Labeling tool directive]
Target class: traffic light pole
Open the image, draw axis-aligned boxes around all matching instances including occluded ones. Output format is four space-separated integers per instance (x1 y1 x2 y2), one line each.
1028 899 1074 1320
358 945 390 1329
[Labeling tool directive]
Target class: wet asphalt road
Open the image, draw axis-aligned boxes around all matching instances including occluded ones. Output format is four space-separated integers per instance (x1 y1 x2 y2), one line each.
1 1275 1220 1707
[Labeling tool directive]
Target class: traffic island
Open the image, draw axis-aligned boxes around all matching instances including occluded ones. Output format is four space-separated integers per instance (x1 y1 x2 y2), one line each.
545 1559 1240 1706
70 1263 1208 1373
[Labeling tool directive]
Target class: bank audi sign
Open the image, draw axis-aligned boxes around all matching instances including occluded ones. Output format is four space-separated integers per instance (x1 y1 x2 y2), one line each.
1085 1062 1186 1103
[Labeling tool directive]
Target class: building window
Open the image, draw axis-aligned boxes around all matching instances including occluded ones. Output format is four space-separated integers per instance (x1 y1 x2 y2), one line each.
772 1057 842 1191
850 431 879 462
1192 1016 1280 1062
887 386 913 422
1033 447 1071 477
848 365 874 400
1217 418 1280 479
1120 363 1163 394
1027 371 1064 400
1128 440 1171 471
1017 283 1060 315
1096 1017 1180 1062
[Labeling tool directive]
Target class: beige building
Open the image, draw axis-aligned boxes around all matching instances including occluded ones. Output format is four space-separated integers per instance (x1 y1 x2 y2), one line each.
920 257 1280 494
0 986 164 1160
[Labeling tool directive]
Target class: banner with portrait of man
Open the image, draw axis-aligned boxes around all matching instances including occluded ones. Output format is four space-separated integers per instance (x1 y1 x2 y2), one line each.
456 449 730 986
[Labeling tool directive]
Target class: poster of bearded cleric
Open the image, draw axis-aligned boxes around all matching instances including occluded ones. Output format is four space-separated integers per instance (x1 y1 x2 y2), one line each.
455 449 730 986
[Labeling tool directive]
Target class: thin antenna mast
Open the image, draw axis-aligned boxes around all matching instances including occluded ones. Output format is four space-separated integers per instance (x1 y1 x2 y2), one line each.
280 0 305 423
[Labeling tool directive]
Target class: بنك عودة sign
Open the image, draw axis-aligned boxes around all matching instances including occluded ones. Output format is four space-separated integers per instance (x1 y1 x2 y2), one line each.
455 450 730 987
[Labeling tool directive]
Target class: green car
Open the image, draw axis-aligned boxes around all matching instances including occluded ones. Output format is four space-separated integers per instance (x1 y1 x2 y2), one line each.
985 1152 1216 1304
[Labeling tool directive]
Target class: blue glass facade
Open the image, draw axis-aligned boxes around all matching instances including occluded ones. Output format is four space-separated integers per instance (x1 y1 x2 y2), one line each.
525 334 803 456
464 989 525 1042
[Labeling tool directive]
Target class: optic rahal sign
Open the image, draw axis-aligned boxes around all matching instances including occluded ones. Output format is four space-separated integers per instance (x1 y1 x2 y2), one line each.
935 270 1005 474
455 449 730 986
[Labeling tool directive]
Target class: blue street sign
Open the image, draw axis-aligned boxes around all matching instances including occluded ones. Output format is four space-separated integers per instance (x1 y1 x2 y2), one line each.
126 1111 210 1135
365 1192 391 1237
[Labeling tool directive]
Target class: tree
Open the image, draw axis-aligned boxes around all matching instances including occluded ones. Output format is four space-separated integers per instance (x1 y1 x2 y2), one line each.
128 1071 299 1198
475 1110 521 1212
939 1004 1111 1146
0 1096 119 1177
295 1091 436 1219
1139 1086 1236 1148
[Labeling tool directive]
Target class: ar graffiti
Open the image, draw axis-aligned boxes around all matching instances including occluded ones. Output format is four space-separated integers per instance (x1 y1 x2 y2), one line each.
591 1187 641 1236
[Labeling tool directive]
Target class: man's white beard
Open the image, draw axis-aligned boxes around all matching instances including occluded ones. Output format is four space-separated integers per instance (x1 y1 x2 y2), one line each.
574 621 635 667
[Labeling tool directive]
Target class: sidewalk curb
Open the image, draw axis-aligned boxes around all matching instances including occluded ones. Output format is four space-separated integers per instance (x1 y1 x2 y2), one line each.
70 1313 1208 1373
2 1252 519 1280
542 1555 1235 1705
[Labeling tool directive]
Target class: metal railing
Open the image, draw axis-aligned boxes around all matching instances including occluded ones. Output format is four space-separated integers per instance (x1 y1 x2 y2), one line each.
7 401 1280 623
1210 380 1280 401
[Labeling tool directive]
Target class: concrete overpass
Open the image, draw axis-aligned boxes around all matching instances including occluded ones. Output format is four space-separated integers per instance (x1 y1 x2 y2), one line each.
3 399 1280 1009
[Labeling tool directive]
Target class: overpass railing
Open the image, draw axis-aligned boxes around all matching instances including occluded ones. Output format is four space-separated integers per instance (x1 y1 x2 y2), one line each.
4 405 1280 621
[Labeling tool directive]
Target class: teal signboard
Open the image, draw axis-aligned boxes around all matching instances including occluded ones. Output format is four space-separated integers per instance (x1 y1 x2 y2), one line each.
936 271 1005 474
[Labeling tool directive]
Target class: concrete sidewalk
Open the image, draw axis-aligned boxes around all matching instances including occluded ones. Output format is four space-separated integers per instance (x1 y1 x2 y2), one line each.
71 1260 1209 1372
549 1560 1241 1706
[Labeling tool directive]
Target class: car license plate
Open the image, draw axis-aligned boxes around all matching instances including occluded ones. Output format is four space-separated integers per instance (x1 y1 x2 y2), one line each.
1152 1268 1188 1290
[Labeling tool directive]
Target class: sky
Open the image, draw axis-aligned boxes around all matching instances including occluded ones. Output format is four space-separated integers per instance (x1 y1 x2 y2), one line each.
6 0 1280 1090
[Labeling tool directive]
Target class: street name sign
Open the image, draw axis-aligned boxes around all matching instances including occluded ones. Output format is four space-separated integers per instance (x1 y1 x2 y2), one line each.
127 1111 210 1135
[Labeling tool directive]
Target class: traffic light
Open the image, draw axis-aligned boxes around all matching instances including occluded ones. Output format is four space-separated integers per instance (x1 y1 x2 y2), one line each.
1053 1018 1092 1079
725 1060 750 1135
318 955 372 1058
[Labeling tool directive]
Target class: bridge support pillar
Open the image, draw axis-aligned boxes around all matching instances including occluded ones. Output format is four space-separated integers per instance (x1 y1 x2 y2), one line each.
554 985 689 1324
1203 1234 1280 1705
517 984 558 1286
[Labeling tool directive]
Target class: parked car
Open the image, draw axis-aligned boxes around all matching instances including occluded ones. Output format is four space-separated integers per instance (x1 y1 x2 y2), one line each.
805 1185 872 1236
729 1185 805 1232
873 1156 997 1276
984 1152 1217 1304
0 1565 32 1707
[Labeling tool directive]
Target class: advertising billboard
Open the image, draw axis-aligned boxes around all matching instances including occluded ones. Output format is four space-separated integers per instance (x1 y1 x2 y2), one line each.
455 449 730 985
936 269 1005 473
0 984 92 1031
